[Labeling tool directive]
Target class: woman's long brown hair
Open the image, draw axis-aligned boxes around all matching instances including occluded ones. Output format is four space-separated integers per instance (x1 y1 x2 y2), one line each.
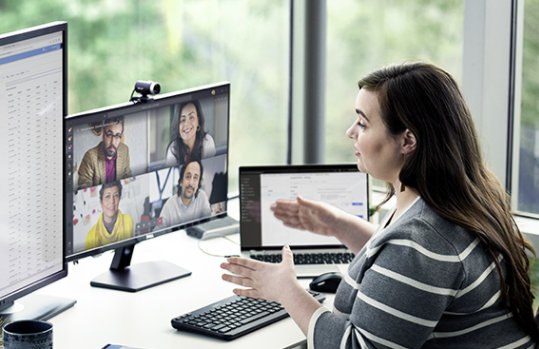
359 62 539 339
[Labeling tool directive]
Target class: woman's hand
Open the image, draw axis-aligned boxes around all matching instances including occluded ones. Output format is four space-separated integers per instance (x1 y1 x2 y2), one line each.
221 245 324 335
270 195 342 238
220 245 299 303
271 195 377 254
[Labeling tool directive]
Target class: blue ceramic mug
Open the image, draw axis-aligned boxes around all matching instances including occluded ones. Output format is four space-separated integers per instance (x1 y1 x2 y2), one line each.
2 320 53 349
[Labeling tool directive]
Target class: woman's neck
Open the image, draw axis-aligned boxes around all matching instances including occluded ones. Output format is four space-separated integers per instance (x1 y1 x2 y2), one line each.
184 137 195 152
103 212 118 227
392 182 419 222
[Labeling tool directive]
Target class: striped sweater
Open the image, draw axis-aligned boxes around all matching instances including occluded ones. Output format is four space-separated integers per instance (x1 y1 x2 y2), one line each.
308 197 536 348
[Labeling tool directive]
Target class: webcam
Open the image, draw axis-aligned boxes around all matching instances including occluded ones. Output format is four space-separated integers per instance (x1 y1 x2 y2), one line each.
130 80 161 103
135 80 160 95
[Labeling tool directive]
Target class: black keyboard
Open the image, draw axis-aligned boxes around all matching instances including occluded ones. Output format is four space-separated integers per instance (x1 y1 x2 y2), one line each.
251 252 354 265
171 291 325 340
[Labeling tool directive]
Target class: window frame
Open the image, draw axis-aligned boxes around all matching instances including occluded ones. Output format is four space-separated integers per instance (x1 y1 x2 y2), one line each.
294 0 539 244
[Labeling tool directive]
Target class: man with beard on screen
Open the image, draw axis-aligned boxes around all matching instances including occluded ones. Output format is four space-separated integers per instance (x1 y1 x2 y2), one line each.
159 159 211 228
78 116 132 189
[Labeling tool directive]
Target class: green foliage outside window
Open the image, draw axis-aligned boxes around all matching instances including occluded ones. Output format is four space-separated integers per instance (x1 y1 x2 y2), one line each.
0 0 290 193
324 0 463 165
518 0 539 214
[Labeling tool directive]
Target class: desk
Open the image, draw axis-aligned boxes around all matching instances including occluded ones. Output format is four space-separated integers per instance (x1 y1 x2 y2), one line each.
37 227 334 348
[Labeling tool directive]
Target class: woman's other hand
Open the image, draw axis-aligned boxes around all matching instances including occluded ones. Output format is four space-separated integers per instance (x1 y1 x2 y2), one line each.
221 245 299 303
270 195 341 237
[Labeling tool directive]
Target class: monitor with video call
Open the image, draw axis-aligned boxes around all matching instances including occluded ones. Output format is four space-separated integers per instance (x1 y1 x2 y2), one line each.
64 82 230 292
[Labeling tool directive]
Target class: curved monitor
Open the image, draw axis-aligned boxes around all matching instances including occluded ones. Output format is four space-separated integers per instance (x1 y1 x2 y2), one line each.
0 22 74 320
64 82 230 291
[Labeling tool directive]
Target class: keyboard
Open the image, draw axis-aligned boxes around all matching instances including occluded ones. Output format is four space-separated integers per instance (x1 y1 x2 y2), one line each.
251 251 354 265
171 291 325 340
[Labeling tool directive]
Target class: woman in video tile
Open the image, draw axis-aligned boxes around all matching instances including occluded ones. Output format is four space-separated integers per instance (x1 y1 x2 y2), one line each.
85 181 134 250
166 100 215 166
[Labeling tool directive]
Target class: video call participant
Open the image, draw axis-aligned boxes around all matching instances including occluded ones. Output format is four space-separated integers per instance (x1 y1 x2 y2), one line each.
78 116 132 188
159 160 211 227
85 181 133 250
166 100 216 166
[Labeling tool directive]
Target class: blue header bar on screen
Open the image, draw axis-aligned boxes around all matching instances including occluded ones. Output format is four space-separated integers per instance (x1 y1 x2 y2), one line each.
0 43 62 66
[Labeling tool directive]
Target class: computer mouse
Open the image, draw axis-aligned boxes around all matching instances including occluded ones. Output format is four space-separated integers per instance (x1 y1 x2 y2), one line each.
309 272 343 293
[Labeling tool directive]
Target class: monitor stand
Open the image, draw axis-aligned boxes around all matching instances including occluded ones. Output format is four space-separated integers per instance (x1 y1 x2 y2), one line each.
0 294 76 322
90 244 191 292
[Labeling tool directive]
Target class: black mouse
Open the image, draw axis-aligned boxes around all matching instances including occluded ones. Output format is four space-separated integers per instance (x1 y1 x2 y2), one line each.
309 272 343 293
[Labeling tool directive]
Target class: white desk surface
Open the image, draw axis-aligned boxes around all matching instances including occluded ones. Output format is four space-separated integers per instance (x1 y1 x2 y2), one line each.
35 215 335 348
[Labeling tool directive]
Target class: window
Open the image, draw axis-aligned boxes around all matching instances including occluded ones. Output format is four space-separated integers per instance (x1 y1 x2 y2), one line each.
0 0 290 194
515 0 539 215
2 0 536 215
324 0 464 189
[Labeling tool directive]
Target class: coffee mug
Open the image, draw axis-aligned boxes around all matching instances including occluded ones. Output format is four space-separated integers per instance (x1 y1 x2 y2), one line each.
2 320 53 349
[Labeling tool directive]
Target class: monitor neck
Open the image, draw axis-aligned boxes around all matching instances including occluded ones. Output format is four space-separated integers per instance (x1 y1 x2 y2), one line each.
110 244 135 271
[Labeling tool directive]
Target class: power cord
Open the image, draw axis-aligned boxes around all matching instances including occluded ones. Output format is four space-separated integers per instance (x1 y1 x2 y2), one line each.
197 234 240 258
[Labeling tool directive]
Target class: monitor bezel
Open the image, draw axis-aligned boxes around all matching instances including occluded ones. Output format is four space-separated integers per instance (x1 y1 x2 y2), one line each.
0 21 68 312
64 81 231 263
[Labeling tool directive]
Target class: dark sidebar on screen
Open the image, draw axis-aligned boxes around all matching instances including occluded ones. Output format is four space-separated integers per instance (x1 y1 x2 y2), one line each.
65 124 74 255
239 172 262 247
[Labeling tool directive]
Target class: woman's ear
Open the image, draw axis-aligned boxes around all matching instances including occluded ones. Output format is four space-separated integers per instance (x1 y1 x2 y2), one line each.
401 129 417 155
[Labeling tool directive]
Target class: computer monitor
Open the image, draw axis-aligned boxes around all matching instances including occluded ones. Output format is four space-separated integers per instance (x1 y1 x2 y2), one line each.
0 22 75 321
64 82 230 292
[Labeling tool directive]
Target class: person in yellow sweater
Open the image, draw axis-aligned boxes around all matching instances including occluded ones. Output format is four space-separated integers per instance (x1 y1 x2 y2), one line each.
85 180 133 250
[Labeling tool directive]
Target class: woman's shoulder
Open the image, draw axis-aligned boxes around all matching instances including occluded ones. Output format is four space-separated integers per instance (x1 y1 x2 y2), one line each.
118 209 133 223
165 142 177 165
166 141 176 155
203 133 215 145
202 133 216 156
377 198 474 254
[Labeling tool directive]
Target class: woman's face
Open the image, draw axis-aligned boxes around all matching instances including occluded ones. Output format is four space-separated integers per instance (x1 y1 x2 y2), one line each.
101 186 120 222
346 89 404 183
179 103 199 144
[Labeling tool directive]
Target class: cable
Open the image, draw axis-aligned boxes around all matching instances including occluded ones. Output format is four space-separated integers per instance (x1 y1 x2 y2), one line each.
223 235 239 245
197 235 240 258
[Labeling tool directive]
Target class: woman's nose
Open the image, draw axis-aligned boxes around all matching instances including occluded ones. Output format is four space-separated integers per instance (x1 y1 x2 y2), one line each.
346 124 356 139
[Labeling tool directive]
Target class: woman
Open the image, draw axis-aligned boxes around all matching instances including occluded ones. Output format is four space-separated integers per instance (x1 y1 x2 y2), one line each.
166 100 216 166
85 180 133 250
221 62 539 347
